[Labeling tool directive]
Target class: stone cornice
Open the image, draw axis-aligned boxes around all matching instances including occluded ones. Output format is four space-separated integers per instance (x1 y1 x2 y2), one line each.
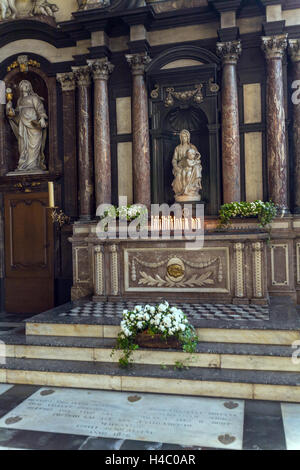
262 34 288 60
208 0 242 13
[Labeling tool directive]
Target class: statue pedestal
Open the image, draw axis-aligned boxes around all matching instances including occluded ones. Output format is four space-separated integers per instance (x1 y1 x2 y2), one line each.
175 194 201 203
6 170 49 176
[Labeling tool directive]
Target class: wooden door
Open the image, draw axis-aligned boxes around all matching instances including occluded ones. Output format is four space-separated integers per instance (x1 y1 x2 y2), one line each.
4 192 54 314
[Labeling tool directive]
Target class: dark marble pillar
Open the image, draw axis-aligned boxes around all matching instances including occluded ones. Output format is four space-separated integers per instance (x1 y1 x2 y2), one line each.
72 66 94 220
217 40 242 204
289 39 300 213
126 53 151 208
56 72 78 219
88 58 114 208
0 105 7 176
262 34 289 213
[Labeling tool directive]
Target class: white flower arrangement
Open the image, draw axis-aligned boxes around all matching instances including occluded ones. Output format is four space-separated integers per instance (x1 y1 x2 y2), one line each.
103 205 148 222
113 301 198 367
121 301 189 338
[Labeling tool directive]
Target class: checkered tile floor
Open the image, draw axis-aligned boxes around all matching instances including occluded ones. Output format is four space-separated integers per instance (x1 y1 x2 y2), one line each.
58 302 269 322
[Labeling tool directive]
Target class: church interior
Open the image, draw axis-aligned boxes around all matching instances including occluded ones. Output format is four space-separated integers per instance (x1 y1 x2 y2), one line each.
0 0 300 405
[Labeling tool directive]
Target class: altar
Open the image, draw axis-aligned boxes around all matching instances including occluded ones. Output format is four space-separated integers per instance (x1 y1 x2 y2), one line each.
70 219 269 306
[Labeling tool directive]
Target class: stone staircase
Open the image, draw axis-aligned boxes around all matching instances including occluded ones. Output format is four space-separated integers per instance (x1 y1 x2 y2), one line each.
0 300 300 402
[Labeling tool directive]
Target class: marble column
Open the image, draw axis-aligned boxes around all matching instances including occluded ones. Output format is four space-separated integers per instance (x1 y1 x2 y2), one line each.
217 40 242 204
88 58 114 208
126 53 151 208
262 34 289 213
56 72 78 219
0 103 8 176
72 66 94 220
289 39 300 213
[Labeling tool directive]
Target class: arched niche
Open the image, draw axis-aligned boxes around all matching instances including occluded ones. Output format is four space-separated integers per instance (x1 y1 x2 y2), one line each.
162 106 209 205
1 55 59 176
147 46 221 215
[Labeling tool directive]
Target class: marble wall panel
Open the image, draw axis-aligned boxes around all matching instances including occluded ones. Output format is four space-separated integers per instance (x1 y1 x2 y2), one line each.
243 84 262 124
266 5 282 22
237 17 264 35
148 24 218 46
116 97 132 135
271 244 289 287
283 9 300 26
221 11 236 29
118 142 133 205
244 132 263 202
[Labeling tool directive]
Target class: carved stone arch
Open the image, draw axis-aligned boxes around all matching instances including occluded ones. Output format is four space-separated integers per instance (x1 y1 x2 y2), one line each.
146 45 220 73
1 53 59 175
148 45 221 214
0 52 52 80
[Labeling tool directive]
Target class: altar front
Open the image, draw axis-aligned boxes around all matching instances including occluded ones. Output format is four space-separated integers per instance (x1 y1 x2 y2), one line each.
70 220 269 306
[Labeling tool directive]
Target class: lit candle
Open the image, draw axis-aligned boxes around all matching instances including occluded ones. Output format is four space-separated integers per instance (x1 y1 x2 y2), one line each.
48 182 55 208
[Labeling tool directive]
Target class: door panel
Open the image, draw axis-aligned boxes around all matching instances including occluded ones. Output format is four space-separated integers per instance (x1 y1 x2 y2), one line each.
4 192 54 314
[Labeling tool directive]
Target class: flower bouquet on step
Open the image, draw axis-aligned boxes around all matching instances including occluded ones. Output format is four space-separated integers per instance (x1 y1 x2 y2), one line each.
112 301 198 368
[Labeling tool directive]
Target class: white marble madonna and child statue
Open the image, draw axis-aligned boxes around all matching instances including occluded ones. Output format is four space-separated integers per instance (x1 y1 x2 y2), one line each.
172 129 202 202
6 80 48 174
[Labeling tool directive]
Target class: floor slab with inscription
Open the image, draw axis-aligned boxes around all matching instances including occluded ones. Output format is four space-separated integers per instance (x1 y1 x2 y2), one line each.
0 385 13 396
0 388 245 450
281 403 300 450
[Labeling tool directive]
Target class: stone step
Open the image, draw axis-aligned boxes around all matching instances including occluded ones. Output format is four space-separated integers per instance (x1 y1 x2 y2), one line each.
25 320 300 346
0 358 300 402
1 331 299 372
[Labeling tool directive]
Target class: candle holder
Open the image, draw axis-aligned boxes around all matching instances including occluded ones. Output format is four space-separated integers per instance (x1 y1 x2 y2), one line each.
48 207 71 228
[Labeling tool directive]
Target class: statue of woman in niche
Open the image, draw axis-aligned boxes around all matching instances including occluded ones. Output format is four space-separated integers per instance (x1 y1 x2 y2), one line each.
172 129 202 202
6 80 48 173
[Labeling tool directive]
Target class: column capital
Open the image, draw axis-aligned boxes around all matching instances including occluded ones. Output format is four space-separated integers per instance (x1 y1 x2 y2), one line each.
216 40 242 65
56 72 76 92
261 34 288 60
289 39 300 63
126 52 151 75
87 58 114 81
72 65 91 86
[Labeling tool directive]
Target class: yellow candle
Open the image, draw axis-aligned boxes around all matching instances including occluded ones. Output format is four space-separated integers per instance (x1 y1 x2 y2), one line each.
48 182 55 208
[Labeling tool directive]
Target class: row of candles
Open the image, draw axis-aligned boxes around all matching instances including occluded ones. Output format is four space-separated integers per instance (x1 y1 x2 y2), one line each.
150 215 202 232
47 183 202 231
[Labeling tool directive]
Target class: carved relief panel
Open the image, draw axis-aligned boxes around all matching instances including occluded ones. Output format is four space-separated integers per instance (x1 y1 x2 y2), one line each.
124 247 230 293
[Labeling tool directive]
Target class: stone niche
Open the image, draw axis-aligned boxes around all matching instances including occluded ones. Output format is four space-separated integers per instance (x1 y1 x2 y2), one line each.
147 46 221 215
4 70 49 174
1 57 59 177
70 222 269 306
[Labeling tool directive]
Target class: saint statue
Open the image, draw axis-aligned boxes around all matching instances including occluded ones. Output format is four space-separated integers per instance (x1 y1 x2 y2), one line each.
172 129 202 202
6 80 48 174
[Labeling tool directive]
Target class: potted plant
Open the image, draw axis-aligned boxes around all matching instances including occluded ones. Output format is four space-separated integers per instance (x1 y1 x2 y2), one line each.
218 200 277 229
112 301 198 368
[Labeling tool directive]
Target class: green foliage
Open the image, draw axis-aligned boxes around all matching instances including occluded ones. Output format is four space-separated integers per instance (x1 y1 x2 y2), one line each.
179 325 198 354
111 334 139 368
218 200 277 228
